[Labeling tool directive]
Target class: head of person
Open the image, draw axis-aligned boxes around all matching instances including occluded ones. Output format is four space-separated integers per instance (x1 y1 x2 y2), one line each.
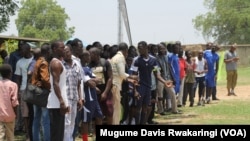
211 44 218 53
108 44 118 59
31 47 41 60
230 43 237 52
166 43 173 53
206 42 213 50
0 50 8 60
178 47 184 58
149 44 158 56
41 43 52 62
172 43 180 54
0 64 12 79
126 56 133 67
128 45 138 57
198 50 203 59
51 40 65 59
185 50 192 59
79 50 91 66
118 42 129 58
92 41 103 52
89 47 101 63
20 42 31 58
71 38 84 57
157 43 167 56
64 44 73 62
137 41 148 57
17 40 26 51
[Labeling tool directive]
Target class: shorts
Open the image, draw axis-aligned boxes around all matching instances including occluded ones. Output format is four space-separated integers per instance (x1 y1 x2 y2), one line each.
82 100 103 122
98 91 113 117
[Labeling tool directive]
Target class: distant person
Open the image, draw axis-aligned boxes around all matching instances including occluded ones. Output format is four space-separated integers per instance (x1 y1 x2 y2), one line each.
0 49 9 64
211 44 220 100
193 50 207 106
224 43 239 96
0 64 19 141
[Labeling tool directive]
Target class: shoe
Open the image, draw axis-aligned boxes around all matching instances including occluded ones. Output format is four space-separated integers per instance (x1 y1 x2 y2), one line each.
228 93 232 96
177 105 182 107
159 112 166 115
166 108 172 112
197 101 201 106
189 103 194 107
172 111 182 114
206 98 210 104
212 97 220 100
232 93 237 96
147 120 159 125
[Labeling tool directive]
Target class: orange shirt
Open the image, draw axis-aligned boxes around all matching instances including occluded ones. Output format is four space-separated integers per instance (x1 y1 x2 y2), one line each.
0 79 19 122
31 57 51 90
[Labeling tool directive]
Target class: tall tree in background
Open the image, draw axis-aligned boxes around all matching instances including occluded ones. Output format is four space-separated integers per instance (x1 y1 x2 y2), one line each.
16 0 74 41
193 0 250 44
0 0 19 33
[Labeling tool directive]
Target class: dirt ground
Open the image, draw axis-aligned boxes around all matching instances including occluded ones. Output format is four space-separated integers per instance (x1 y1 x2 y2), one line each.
155 85 250 124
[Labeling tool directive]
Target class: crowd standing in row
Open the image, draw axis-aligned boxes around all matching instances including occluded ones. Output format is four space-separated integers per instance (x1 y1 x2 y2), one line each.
0 39 239 141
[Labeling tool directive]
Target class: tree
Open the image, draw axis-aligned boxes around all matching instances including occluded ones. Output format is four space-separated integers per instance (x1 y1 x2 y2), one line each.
193 0 250 44
0 0 19 33
16 0 75 41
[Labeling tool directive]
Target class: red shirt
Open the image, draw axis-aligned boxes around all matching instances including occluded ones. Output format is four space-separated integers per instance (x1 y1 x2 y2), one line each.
179 58 186 79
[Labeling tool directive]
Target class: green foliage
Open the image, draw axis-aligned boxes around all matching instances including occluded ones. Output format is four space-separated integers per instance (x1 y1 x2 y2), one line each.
193 0 250 44
0 0 19 33
16 0 75 41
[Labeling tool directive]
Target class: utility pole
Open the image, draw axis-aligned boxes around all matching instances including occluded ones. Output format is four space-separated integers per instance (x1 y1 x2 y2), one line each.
118 0 133 46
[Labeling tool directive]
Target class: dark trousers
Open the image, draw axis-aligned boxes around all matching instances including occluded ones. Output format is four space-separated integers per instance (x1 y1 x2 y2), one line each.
148 89 156 122
49 109 65 141
183 83 195 105
120 91 129 124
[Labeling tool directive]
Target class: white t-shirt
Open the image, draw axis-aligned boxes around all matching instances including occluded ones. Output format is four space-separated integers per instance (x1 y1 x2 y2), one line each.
14 56 33 90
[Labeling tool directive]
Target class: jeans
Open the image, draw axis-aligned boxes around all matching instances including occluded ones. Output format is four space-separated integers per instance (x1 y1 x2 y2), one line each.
32 105 50 141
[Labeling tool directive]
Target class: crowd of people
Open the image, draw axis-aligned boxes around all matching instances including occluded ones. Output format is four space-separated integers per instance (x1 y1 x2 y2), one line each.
0 39 239 141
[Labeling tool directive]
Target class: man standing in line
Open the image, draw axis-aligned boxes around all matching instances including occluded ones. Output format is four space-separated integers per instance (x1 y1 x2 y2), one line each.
47 40 69 141
130 41 173 125
63 44 83 141
110 42 138 125
14 42 34 141
224 43 239 96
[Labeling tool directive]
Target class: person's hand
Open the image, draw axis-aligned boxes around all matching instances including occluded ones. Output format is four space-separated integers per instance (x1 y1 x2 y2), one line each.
60 102 69 115
100 92 107 101
87 80 96 88
134 90 141 100
233 57 239 62
96 87 101 95
36 81 42 87
164 80 173 88
126 78 139 86
77 99 83 111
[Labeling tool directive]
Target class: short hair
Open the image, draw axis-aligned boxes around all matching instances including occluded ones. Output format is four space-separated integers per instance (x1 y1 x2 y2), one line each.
138 41 147 48
41 43 51 54
51 40 63 51
0 64 12 78
118 42 128 51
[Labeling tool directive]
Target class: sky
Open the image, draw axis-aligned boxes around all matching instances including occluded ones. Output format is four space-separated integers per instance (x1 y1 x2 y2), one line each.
1 0 209 46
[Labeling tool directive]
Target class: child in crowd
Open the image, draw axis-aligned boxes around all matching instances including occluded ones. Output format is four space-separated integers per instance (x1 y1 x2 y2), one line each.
0 64 19 141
